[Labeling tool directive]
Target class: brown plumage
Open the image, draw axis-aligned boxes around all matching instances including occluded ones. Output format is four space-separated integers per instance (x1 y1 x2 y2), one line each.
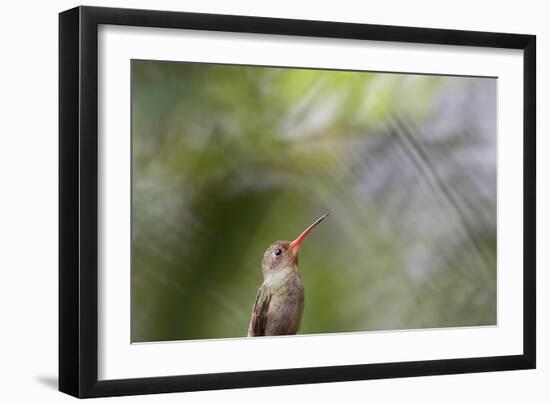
248 213 328 337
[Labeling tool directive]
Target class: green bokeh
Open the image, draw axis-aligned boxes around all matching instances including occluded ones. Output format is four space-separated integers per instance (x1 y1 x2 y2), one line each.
131 60 496 342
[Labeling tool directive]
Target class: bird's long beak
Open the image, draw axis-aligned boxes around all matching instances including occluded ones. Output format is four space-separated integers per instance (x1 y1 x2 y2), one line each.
289 213 329 257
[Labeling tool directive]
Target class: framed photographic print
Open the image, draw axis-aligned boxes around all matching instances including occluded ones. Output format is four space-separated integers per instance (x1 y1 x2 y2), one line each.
59 6 536 398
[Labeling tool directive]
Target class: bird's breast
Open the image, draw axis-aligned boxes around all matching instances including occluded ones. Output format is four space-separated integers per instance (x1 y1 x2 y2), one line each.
265 274 305 335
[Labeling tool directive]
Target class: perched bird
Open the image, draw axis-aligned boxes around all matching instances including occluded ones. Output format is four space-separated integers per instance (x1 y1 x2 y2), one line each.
247 213 329 337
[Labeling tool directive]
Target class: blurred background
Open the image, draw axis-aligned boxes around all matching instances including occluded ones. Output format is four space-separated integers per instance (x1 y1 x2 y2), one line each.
131 60 496 342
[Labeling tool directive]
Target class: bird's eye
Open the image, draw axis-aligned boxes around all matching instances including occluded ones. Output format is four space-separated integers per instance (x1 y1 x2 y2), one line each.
274 248 282 256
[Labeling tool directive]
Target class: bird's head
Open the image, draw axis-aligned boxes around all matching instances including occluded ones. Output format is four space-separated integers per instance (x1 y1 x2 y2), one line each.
261 213 329 277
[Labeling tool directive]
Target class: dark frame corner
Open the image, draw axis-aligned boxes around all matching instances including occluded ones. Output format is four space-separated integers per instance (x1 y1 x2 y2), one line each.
59 5 536 398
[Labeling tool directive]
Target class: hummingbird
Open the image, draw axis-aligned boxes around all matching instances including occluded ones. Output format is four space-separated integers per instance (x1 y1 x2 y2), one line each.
247 213 329 337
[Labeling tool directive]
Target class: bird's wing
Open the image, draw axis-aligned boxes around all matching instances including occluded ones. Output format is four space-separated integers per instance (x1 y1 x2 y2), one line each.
247 283 272 337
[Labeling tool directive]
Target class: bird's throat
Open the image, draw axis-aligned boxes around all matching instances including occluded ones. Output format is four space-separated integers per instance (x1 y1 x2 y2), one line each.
264 267 298 290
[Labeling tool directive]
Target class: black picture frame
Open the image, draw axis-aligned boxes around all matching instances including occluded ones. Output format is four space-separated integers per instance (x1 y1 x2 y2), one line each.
59 5 536 398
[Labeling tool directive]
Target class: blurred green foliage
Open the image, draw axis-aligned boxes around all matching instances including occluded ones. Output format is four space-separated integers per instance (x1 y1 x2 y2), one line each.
131 60 496 342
